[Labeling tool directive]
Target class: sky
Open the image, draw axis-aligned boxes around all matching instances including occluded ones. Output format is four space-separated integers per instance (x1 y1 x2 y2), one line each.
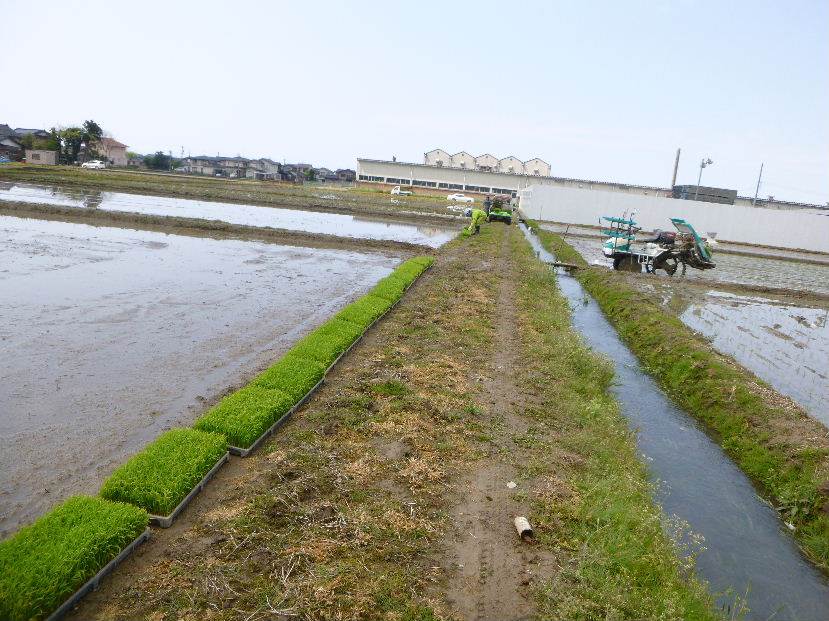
2 0 827 204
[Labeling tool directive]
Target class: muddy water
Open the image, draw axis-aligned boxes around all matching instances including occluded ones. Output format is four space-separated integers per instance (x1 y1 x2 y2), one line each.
0 215 399 536
551 230 829 296
0 182 458 247
521 225 829 619
681 292 829 425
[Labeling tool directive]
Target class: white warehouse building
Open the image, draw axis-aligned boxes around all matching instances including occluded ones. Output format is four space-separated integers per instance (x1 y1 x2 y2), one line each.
423 148 551 176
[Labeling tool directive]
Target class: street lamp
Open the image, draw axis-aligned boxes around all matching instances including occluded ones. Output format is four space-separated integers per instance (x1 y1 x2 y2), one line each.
694 158 713 199
79 142 86 165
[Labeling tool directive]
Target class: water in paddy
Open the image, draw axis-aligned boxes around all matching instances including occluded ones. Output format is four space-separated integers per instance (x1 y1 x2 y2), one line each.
0 182 458 247
521 225 829 619
0 215 399 536
681 292 829 425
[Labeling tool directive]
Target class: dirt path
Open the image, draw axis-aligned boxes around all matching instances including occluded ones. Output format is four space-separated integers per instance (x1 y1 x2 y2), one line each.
442 230 554 619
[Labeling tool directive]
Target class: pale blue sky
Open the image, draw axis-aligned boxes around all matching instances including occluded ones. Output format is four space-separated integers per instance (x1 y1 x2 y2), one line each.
2 0 827 203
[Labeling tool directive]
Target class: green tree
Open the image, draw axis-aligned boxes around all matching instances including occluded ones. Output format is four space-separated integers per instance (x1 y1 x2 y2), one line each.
52 120 104 164
143 151 173 170
305 168 317 181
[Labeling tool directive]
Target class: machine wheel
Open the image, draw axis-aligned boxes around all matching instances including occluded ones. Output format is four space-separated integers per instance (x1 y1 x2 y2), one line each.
613 256 640 272
653 254 679 276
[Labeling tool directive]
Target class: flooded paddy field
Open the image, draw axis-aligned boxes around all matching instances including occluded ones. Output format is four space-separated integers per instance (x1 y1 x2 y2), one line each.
0 214 400 536
0 182 459 248
550 227 829 426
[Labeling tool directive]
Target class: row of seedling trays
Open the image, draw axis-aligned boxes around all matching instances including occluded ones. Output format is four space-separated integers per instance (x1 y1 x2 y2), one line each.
0 256 434 621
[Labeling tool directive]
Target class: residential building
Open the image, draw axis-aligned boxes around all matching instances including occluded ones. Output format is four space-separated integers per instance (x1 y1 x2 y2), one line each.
97 137 128 167
14 128 51 139
0 124 23 160
498 156 524 174
127 154 145 168
182 155 282 179
523 157 551 176
336 168 356 182
450 151 475 169
24 149 58 165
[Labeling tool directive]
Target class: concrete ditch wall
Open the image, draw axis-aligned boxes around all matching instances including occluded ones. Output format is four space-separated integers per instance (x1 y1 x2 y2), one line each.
519 184 829 253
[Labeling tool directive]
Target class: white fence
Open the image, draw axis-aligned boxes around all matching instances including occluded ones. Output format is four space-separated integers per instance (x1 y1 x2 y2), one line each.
519 184 829 254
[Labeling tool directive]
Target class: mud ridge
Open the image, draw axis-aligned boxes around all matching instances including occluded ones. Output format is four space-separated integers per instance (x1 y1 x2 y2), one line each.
0 200 429 255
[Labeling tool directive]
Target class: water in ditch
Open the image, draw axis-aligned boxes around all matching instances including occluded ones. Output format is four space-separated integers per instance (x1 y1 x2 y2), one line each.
521 225 829 619
0 182 458 247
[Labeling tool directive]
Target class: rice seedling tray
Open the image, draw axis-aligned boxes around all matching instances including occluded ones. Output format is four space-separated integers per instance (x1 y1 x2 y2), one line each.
148 452 229 527
227 260 432 458
46 528 150 621
228 379 324 457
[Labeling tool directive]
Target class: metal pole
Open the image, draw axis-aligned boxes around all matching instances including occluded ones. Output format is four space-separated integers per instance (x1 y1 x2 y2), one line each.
694 159 703 200
752 162 764 206
671 148 681 187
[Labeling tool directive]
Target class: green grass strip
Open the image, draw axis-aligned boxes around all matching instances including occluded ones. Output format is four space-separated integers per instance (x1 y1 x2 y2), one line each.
526 219 829 569
0 496 147 621
195 385 296 449
100 429 227 515
253 354 327 401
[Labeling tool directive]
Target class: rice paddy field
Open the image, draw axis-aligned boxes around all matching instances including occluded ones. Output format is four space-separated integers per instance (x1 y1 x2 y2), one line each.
0 213 407 536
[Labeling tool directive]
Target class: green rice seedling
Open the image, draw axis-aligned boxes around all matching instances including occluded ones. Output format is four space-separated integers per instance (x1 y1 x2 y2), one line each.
0 495 147 621
334 294 393 328
195 385 295 449
370 274 409 301
100 429 227 515
253 354 326 401
288 318 364 366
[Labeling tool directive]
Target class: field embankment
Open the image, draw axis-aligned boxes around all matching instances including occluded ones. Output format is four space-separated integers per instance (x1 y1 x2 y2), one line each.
0 164 457 221
529 221 829 570
68 224 719 620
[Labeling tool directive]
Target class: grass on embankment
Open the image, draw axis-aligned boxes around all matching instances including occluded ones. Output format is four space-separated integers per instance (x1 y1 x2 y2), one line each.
0 496 147 621
100 429 227 516
509 230 719 619
0 164 451 216
527 219 829 569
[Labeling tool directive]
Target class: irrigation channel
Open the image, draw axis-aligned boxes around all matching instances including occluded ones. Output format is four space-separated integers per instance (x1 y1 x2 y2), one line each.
521 224 829 619
546 226 829 429
0 182 458 247
0 211 432 537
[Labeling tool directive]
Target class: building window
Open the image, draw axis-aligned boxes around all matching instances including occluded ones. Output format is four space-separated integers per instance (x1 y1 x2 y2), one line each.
358 175 384 182
31 153 40 161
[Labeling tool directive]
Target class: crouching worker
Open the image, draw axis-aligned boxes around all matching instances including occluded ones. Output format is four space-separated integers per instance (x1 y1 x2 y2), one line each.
466 208 488 235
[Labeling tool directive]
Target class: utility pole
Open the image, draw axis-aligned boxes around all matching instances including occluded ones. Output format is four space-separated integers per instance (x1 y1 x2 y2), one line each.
752 162 764 206
671 148 681 188
694 158 713 200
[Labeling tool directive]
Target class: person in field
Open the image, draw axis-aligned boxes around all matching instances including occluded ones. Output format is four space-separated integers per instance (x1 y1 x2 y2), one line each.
466 208 488 235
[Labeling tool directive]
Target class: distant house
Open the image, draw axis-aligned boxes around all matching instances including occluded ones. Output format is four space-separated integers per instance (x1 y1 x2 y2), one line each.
97 137 128 167
0 124 23 160
336 168 356 182
14 128 51 139
182 155 281 179
127 154 145 168
25 149 58 165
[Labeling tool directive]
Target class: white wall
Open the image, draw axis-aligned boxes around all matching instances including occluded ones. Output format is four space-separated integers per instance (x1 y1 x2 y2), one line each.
519 184 829 253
